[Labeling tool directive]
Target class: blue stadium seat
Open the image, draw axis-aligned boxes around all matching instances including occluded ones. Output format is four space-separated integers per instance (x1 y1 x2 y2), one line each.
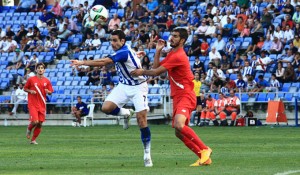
282 83 291 92
241 93 249 102
244 37 252 44
51 77 58 86
117 9 124 17
284 93 293 101
257 93 267 101
230 74 237 80
267 93 275 100
56 71 64 77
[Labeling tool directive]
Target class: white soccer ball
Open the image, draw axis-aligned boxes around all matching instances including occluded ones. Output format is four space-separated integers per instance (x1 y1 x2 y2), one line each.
90 5 109 22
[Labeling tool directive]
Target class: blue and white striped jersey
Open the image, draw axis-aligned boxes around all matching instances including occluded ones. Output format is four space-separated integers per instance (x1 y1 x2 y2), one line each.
108 44 147 86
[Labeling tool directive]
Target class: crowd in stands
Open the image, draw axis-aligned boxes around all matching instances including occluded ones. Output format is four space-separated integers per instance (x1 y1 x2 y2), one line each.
0 0 300 119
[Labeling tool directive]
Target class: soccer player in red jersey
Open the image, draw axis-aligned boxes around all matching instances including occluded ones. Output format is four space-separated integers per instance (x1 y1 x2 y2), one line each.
131 28 212 166
24 63 53 144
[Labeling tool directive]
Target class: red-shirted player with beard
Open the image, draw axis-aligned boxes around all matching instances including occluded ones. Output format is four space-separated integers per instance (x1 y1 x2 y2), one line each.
131 28 212 166
24 63 53 144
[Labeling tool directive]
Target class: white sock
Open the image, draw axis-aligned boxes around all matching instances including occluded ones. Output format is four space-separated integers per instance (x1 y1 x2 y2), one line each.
118 108 130 116
144 143 151 159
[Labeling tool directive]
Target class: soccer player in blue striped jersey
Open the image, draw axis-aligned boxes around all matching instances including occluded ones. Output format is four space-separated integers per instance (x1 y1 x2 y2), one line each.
71 30 153 167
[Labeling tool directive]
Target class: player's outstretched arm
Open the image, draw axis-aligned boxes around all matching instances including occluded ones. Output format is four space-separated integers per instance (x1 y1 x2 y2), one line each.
152 39 165 69
131 66 167 77
70 58 114 67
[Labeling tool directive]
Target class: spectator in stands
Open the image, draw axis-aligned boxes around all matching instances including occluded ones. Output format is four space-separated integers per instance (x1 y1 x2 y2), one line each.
85 67 101 85
16 67 35 85
23 55 31 70
266 74 280 92
43 36 52 52
292 52 300 69
283 25 294 45
226 53 244 74
225 38 236 62
240 23 250 37
108 14 121 32
246 75 256 92
6 49 24 70
270 36 283 54
205 21 216 38
276 61 285 83
282 14 294 30
124 6 134 21
166 14 175 31
251 75 269 93
220 55 230 73
0 27 6 38
261 8 273 28
192 56 204 74
51 0 63 18
211 34 226 55
156 11 168 32
188 35 201 56
16 0 36 12
148 29 160 50
195 19 208 38
292 5 300 23
234 74 246 92
94 24 106 41
6 26 15 38
1 37 18 53
121 24 130 38
33 27 42 39
146 0 159 14
66 16 79 34
274 26 284 41
37 10 53 29
29 54 39 70
99 67 111 86
261 35 273 52
200 37 209 56
158 71 168 85
279 49 295 67
137 30 150 47
220 17 233 37
283 62 296 82
209 47 221 66
57 24 72 41
200 73 210 93
14 25 28 43
275 0 294 20
9 83 28 117
24 36 35 52
255 50 273 73
72 96 89 126
177 10 189 26
249 18 264 45
32 0 46 12
142 55 151 70
246 36 264 56
50 34 60 53
60 0 72 11
189 10 200 29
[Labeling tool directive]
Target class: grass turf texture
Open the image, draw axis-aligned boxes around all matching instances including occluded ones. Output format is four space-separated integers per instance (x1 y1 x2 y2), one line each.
0 126 299 175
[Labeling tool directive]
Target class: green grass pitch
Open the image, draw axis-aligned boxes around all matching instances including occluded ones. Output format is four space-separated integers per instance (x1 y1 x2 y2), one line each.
0 125 299 175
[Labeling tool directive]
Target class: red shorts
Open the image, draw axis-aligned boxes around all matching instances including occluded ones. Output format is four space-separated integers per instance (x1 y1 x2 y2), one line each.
172 93 196 127
28 106 46 122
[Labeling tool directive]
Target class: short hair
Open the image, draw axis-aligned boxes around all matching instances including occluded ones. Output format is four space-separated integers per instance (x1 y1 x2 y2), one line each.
77 96 82 99
111 30 126 41
172 27 188 43
36 62 45 69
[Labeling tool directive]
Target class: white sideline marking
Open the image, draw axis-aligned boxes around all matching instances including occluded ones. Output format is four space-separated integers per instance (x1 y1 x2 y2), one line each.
274 170 300 175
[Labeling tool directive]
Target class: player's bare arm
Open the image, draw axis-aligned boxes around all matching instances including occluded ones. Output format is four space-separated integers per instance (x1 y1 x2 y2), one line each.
130 66 167 77
24 88 36 94
70 58 114 67
152 39 165 69
136 51 146 58
45 89 53 95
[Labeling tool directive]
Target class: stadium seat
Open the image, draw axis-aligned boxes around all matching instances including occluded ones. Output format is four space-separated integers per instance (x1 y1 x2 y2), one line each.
267 93 275 100
284 93 293 101
282 83 291 92
257 93 267 102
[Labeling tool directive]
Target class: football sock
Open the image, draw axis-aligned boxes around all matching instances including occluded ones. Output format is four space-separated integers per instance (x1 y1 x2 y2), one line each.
140 127 151 156
181 136 201 158
118 108 130 116
108 107 120 115
31 127 41 141
181 125 208 150
27 123 35 131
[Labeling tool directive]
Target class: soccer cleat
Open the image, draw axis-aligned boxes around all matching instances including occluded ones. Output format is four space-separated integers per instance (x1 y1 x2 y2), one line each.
199 147 212 164
26 129 31 139
144 158 153 167
190 158 212 167
123 109 134 130
30 140 38 145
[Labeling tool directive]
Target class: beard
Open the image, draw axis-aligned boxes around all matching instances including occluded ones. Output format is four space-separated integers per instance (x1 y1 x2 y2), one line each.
170 40 180 48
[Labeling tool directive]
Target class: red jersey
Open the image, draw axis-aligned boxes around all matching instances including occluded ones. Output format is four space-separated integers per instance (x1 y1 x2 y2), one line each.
160 48 194 97
24 76 53 109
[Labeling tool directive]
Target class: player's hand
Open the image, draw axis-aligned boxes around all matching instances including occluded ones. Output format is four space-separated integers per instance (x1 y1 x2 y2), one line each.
136 51 146 58
30 90 36 94
45 89 52 94
130 69 144 76
156 39 166 51
70 60 83 66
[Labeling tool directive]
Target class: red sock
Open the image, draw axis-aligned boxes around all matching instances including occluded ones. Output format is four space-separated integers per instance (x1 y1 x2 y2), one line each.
27 123 35 131
31 127 42 141
181 125 208 150
181 136 201 158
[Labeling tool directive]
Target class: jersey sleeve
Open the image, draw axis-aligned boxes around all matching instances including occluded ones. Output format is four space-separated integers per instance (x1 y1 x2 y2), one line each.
160 55 182 70
24 77 32 90
107 50 129 63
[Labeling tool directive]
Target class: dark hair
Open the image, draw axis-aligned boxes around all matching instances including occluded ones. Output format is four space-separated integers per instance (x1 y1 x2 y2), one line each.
77 96 82 99
36 62 45 69
172 27 188 43
258 75 264 79
111 30 126 41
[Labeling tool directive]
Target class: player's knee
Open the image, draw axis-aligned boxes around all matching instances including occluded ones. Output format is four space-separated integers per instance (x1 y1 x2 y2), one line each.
36 122 43 128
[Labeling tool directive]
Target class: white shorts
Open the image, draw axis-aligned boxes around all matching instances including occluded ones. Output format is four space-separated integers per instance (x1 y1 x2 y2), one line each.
105 82 149 112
